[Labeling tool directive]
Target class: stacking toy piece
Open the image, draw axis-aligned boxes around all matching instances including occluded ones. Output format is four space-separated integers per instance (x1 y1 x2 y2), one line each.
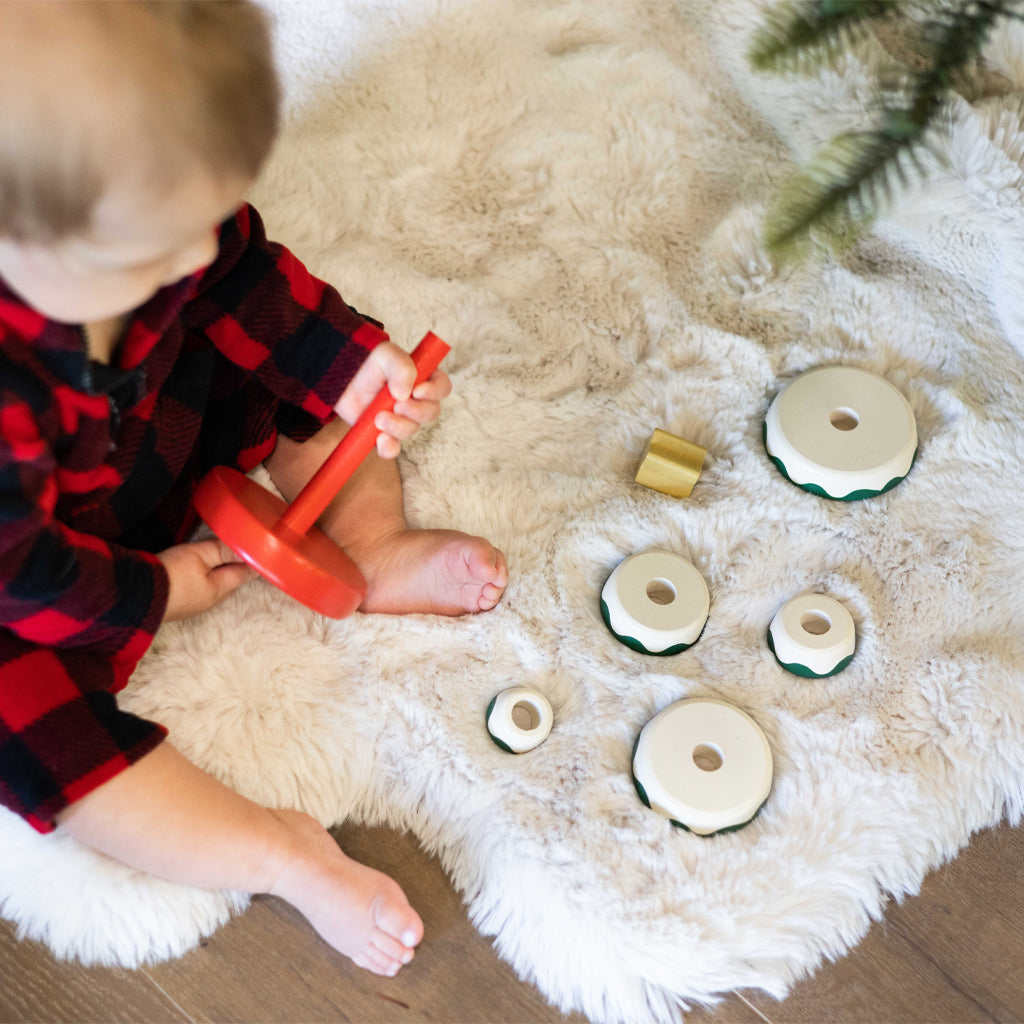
601 551 709 655
768 592 856 677
193 332 450 619
486 687 554 753
634 428 706 498
765 366 917 500
632 698 773 835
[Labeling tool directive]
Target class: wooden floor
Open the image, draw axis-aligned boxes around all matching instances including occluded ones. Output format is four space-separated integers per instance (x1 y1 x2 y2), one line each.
2 818 1022 1024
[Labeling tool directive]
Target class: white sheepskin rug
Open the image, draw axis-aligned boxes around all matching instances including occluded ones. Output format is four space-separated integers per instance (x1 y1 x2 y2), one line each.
3 2 1024 1021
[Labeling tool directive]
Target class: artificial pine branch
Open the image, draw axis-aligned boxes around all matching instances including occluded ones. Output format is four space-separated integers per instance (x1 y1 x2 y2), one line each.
753 0 1024 257
748 0 899 74
762 126 930 257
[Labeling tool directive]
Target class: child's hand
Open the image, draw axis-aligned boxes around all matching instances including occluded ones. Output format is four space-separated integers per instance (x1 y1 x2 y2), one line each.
157 539 255 621
334 342 452 459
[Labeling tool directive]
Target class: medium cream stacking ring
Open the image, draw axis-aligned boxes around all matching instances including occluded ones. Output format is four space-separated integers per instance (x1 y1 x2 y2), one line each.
600 551 710 656
768 592 856 677
765 366 917 500
632 698 773 835
486 687 554 753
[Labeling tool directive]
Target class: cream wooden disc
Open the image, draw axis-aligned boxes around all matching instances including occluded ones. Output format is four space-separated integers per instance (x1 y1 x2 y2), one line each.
486 687 553 753
765 366 917 499
632 698 773 835
768 592 856 677
601 551 709 655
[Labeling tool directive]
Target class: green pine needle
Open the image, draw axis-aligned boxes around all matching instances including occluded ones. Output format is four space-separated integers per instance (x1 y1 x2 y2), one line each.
748 0 897 74
762 127 931 258
754 0 1023 257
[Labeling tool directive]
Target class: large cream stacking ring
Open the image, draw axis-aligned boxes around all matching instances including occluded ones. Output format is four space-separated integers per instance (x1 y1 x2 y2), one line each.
768 592 856 677
634 429 706 498
764 366 917 500
632 698 773 835
600 551 710 656
486 687 554 753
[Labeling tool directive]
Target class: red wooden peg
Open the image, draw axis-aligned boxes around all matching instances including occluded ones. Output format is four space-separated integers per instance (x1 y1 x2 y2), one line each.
192 331 451 618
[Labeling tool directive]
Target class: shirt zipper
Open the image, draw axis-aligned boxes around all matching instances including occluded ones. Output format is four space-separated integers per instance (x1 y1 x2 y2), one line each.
80 323 120 451
79 323 95 391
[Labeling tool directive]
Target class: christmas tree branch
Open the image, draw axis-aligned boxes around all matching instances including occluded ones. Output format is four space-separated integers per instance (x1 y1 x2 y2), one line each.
754 0 1019 256
748 0 898 74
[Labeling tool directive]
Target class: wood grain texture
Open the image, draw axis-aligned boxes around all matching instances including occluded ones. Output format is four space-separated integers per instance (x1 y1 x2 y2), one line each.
745 821 1024 1024
1 821 1021 1023
0 924 189 1024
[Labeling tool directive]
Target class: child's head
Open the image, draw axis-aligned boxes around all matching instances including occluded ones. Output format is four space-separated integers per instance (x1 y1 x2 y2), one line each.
0 1 280 323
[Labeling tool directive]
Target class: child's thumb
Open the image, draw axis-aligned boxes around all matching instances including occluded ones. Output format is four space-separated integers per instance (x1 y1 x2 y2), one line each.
209 560 256 600
210 539 249 568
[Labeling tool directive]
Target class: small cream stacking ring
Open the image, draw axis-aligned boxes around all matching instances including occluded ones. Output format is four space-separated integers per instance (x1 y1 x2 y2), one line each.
768 592 856 677
486 687 554 753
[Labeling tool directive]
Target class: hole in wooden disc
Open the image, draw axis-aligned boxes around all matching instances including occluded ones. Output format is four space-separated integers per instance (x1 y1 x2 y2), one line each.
512 701 541 731
646 578 676 605
801 611 832 636
693 743 723 772
829 407 860 431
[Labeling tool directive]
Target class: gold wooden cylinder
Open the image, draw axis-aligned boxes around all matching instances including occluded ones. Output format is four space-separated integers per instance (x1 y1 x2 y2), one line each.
634 428 706 498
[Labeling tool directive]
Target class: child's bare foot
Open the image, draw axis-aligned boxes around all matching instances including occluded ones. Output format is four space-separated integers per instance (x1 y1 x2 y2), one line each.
350 527 508 616
269 811 424 977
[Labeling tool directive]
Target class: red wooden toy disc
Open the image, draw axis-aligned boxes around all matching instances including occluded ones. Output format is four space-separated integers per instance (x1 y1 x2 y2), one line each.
192 466 367 618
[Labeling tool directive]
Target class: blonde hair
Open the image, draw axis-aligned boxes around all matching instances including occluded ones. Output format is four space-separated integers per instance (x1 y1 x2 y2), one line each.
0 1 280 242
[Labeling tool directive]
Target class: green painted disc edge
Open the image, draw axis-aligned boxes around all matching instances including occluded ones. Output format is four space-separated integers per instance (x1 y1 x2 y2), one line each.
766 628 854 677
485 694 517 754
600 593 699 657
630 731 767 836
763 421 916 501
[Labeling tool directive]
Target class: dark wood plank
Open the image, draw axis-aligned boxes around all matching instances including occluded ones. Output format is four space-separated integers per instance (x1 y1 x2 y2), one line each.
744 921 993 1024
326 825 767 1024
143 823 584 1024
0 916 190 1024
883 823 1024 1021
2 821 1021 1023
143 824 763 1024
744 820 1024 1023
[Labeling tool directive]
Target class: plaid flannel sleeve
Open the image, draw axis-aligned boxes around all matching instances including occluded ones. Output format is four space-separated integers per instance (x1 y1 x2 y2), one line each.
0 382 169 658
0 637 167 832
0 378 169 831
186 204 387 424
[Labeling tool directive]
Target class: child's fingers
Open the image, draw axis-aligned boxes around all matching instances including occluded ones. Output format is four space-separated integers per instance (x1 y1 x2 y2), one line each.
197 541 255 599
189 538 247 570
392 397 442 426
157 541 255 621
335 348 449 426
411 369 451 402
374 413 415 446
374 433 402 459
370 344 417 403
183 539 224 569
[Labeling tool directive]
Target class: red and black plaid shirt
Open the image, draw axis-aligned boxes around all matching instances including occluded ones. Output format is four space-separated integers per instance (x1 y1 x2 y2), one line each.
0 203 385 832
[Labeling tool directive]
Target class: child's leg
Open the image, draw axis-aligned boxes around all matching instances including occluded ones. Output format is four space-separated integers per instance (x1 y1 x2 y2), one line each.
57 742 423 976
266 421 507 615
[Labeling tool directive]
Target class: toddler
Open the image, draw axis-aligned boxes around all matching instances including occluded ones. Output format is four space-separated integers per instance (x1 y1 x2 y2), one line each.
0 1 508 978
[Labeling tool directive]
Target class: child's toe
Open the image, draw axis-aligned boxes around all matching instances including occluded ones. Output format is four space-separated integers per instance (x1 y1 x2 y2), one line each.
355 948 401 976
372 894 423 948
372 929 416 964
